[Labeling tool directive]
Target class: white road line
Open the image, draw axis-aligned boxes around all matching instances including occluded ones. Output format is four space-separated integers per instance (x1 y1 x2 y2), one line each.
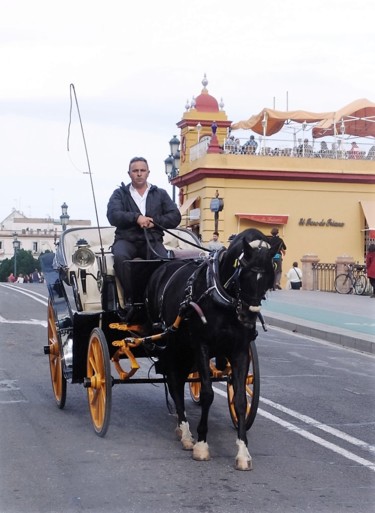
0 284 48 306
260 396 375 453
212 385 375 472
259 409 375 472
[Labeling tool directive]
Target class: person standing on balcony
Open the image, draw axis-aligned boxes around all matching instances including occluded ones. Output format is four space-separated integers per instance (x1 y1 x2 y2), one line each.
242 135 258 154
365 243 375 298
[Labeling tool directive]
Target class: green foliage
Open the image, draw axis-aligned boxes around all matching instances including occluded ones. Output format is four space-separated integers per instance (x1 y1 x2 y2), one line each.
0 249 49 282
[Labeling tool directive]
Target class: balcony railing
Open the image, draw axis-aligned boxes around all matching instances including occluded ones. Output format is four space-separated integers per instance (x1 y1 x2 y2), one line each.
190 137 375 162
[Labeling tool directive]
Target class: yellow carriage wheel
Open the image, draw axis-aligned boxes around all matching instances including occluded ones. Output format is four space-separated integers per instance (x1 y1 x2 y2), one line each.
47 300 67 409
227 340 260 431
86 328 112 437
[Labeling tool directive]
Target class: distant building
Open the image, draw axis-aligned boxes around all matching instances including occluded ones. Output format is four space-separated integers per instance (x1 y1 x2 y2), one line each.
0 209 91 261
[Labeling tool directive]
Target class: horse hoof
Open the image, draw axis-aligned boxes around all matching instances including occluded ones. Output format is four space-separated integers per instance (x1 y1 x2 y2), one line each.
235 458 253 471
177 421 194 450
193 441 210 461
235 439 253 470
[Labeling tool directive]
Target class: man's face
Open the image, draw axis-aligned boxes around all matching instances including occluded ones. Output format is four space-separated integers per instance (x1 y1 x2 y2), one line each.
213 234 218 241
129 160 150 188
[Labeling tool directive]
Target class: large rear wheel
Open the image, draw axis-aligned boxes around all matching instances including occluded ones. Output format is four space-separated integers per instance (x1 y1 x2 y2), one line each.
47 300 66 409
86 328 112 437
335 274 353 294
227 340 260 431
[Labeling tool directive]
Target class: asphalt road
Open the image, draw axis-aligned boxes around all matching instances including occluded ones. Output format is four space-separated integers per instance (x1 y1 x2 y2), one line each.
1 283 374 513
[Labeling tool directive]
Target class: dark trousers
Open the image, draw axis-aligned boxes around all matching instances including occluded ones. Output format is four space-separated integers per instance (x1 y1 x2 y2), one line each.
112 239 167 303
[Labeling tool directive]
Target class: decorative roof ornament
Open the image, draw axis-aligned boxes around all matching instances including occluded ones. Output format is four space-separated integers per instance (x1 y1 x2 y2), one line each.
219 97 225 110
202 73 208 91
191 96 196 109
185 99 190 111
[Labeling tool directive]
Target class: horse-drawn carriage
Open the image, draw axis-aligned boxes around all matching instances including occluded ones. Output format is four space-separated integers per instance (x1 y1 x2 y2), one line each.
42 225 275 470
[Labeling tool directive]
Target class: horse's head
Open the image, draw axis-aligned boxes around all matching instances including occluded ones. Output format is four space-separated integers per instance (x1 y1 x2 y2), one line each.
223 229 276 326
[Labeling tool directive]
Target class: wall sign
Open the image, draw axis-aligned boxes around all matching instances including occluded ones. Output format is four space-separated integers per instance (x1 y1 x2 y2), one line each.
299 218 345 227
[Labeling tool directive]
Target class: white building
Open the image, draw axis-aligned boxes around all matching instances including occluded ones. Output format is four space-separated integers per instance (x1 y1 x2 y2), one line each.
0 209 91 261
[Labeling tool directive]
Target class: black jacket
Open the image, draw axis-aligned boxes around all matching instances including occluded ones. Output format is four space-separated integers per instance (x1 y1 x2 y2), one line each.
107 183 181 243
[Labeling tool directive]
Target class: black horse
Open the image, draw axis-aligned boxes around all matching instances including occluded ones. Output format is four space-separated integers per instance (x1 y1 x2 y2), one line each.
145 228 276 470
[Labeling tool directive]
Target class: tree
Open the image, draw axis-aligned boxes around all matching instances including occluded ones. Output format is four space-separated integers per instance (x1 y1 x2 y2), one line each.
0 249 48 282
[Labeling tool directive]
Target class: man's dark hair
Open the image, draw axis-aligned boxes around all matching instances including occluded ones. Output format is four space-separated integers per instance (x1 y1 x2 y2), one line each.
213 231 219 236
128 156 148 171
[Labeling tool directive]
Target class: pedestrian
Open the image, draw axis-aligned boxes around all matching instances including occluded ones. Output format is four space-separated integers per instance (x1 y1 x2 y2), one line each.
16 273 25 283
207 231 225 251
267 227 287 290
365 243 375 298
7 272 16 283
107 156 181 320
32 268 41 283
286 261 303 289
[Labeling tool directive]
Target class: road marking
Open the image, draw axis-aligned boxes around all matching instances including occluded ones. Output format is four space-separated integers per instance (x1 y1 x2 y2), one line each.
260 396 375 453
0 284 48 306
212 385 375 471
0 315 47 327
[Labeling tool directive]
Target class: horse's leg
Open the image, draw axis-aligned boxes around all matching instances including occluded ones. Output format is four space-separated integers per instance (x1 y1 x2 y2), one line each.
193 344 213 461
166 354 195 451
230 347 253 471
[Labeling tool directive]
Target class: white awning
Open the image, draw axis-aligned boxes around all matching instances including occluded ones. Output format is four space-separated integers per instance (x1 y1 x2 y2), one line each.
360 201 375 230
179 196 198 215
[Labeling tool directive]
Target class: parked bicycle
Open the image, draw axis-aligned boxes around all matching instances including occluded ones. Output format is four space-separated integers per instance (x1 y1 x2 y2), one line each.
334 263 368 295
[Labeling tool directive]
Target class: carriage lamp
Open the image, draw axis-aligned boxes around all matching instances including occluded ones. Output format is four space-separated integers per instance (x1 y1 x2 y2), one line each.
12 235 21 277
60 202 70 231
72 239 95 268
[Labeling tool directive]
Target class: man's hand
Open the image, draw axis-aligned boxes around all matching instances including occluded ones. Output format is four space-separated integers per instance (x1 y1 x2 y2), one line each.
137 215 154 229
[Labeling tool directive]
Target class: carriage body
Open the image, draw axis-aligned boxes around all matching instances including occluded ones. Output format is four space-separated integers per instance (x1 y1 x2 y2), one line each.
42 225 205 383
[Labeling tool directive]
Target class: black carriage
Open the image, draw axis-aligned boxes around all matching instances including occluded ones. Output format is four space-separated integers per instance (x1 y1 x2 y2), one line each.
42 225 263 465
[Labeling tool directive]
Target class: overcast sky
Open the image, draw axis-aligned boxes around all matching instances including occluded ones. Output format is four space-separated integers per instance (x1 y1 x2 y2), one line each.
1 0 374 226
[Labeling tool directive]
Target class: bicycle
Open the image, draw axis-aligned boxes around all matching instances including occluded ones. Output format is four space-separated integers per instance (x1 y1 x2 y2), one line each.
334 263 368 295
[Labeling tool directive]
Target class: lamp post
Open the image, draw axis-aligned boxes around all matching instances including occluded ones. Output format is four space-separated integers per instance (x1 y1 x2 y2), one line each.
164 136 180 203
12 235 21 278
60 202 70 231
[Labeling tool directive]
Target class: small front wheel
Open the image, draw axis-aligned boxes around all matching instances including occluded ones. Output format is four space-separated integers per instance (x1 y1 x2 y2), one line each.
354 275 367 295
47 300 66 409
335 274 353 294
86 328 112 437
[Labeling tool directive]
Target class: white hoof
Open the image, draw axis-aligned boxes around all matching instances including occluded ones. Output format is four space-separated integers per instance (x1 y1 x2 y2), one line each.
235 439 253 471
177 421 195 450
193 441 210 461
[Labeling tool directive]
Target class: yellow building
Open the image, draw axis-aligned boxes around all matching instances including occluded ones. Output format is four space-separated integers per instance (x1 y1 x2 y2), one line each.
171 76 375 282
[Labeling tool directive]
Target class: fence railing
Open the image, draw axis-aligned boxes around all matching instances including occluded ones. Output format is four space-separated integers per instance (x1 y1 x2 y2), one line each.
312 263 337 292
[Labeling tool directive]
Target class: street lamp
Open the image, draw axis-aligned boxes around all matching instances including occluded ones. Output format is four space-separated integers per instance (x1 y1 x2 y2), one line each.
164 135 180 202
12 235 21 278
60 202 70 231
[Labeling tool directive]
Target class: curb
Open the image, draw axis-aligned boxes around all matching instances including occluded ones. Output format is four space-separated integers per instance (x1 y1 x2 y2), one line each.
263 313 375 355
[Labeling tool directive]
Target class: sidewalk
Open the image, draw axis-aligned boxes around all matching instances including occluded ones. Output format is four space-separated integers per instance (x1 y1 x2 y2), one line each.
261 289 375 355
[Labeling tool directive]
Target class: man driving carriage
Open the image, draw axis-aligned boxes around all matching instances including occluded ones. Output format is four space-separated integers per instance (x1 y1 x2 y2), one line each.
107 156 181 320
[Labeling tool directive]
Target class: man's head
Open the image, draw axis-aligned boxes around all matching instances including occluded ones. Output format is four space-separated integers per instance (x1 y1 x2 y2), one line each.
212 231 219 241
128 157 150 189
271 227 279 236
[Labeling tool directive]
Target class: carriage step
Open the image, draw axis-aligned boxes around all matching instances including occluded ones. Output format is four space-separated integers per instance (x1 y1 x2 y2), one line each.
43 345 50 355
